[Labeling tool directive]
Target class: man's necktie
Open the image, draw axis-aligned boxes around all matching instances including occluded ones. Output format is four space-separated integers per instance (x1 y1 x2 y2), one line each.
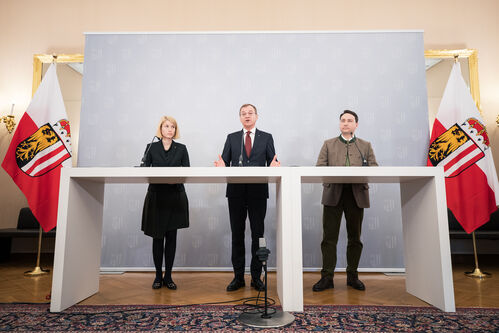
245 131 252 158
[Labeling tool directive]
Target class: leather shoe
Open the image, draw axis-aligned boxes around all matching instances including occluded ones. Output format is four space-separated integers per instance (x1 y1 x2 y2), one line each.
226 278 245 291
152 277 162 289
347 277 365 290
250 278 265 291
164 279 177 290
312 276 334 291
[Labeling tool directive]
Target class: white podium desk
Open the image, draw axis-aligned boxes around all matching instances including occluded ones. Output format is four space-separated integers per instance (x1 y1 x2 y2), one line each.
51 166 454 313
51 167 293 313
293 167 455 312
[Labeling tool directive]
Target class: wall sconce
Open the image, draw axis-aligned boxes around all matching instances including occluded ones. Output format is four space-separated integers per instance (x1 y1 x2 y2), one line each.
1 104 17 134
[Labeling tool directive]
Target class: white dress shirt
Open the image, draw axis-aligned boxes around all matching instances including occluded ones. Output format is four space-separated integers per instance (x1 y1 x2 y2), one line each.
243 127 255 148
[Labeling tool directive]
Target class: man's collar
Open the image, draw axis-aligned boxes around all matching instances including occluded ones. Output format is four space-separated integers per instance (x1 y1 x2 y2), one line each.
243 127 256 134
339 134 356 143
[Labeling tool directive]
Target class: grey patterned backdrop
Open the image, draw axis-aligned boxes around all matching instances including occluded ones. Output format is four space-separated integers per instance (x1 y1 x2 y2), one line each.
78 31 429 271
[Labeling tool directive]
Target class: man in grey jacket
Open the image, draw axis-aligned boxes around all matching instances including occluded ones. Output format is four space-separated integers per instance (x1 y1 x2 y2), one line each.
313 110 378 292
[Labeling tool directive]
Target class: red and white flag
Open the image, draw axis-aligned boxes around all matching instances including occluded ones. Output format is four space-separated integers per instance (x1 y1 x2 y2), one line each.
2 64 72 232
427 62 499 233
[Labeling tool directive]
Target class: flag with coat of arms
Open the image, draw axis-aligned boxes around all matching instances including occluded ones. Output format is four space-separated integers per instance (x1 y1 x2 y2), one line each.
2 63 72 232
427 62 499 233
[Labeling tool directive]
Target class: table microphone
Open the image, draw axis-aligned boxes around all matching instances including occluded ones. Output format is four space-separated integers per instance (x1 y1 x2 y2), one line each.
238 131 244 166
351 132 368 166
140 136 159 167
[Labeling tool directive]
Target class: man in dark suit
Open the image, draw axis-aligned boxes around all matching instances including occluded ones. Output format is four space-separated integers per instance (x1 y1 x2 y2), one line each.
313 110 378 292
214 103 280 291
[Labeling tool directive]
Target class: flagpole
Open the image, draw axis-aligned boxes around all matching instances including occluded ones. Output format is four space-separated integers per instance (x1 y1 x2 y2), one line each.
456 52 491 279
24 226 50 276
24 55 59 277
464 231 491 279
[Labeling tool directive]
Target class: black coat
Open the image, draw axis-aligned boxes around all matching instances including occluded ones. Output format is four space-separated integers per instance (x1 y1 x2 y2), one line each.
141 140 190 238
221 129 276 198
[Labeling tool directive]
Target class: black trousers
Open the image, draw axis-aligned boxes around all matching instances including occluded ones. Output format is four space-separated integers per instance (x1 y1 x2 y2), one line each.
321 185 364 278
228 196 267 280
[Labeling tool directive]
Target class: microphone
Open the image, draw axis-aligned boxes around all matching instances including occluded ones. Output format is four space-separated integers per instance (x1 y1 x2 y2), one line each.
256 237 271 319
238 131 244 166
351 132 368 166
140 136 159 167
256 237 270 265
259 237 266 248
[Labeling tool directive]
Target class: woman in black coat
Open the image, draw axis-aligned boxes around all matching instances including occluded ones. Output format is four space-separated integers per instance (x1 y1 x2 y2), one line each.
141 116 189 289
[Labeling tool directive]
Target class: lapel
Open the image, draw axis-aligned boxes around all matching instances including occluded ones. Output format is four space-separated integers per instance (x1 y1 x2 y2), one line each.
250 128 262 158
236 130 244 157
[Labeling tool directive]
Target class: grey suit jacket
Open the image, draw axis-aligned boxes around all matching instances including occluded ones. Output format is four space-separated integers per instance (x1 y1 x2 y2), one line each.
316 136 378 208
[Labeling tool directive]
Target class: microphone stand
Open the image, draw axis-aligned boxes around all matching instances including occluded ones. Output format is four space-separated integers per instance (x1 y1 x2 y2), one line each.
260 248 271 319
140 136 158 167
350 132 368 166
237 241 295 328
238 130 244 166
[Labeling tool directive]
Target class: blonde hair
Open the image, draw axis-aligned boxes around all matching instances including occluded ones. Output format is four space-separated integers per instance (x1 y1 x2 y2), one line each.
156 116 180 139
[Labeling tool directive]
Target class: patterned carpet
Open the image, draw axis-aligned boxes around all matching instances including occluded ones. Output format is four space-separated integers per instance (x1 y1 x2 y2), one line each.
0 303 498 332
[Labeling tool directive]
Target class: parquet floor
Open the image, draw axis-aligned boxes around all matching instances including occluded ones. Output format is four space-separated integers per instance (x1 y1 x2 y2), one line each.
1 254 498 308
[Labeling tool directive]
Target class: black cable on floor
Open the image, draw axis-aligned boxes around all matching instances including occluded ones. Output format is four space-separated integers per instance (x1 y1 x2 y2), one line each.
6 290 280 315
5 294 279 315
234 290 277 315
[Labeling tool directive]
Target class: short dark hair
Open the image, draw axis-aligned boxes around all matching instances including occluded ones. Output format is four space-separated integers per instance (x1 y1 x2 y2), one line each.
340 110 358 122
240 104 257 115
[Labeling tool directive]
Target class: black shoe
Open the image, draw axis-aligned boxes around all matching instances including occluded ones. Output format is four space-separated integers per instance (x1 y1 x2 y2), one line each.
226 278 245 291
347 277 365 290
163 279 177 290
312 276 334 291
152 277 162 289
250 278 265 292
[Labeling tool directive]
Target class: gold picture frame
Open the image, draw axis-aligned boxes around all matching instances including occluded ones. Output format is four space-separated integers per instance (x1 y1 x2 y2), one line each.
424 49 480 113
32 54 84 96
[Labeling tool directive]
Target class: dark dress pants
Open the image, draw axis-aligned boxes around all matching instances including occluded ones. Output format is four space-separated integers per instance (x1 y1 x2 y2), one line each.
228 196 267 281
321 185 364 278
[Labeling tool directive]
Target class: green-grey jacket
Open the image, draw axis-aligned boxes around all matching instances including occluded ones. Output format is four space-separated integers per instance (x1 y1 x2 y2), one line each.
316 135 378 208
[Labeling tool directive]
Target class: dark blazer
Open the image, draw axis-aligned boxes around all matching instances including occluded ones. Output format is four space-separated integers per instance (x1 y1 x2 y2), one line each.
316 136 378 208
144 140 190 192
221 129 276 198
141 140 190 237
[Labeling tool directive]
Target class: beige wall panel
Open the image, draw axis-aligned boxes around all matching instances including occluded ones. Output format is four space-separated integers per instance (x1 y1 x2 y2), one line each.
1 0 498 228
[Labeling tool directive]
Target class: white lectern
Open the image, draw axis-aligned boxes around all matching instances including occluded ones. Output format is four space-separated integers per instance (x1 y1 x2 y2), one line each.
50 166 454 313
292 167 455 312
50 167 298 312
